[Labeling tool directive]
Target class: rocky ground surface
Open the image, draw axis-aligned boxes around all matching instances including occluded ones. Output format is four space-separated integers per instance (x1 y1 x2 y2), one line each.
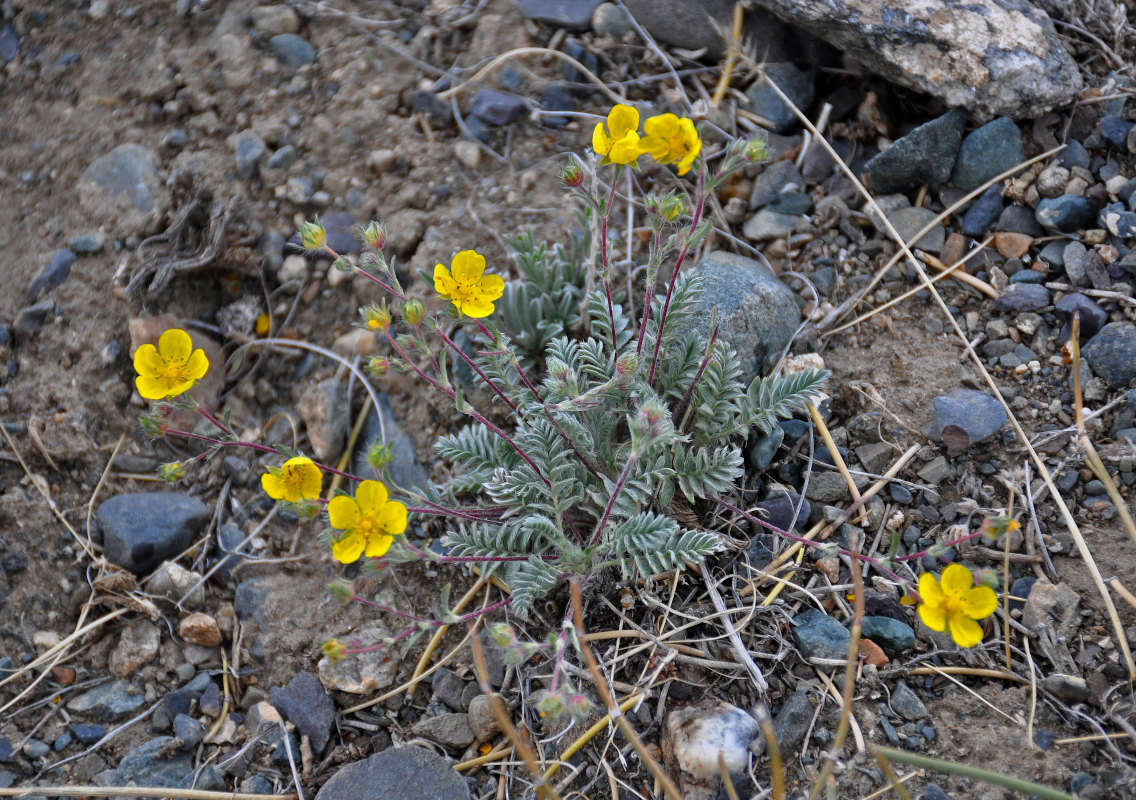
1 1 1136 799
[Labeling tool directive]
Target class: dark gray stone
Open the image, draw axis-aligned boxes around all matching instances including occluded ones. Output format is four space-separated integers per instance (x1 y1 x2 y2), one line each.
173 714 204 750
1008 269 1043 284
887 207 944 254
234 132 267 181
24 739 48 759
743 62 815 133
1100 115 1133 150
314 747 470 800
469 90 524 126
995 204 1043 237
266 145 297 170
68 232 106 254
749 159 805 210
270 671 336 754
1035 195 1099 233
1082 322 1136 388
923 784 951 800
95 493 210 574
767 192 812 215
1099 201 1136 238
1060 139 1090 169
688 251 801 387
960 183 1003 238
67 681 145 721
754 492 810 533
952 117 1025 191
1055 293 1109 343
269 34 316 68
1040 674 1090 703
771 689 813 752
13 299 54 340
0 23 16 63
933 389 1007 448
623 0 797 60
160 673 212 720
71 724 106 746
115 736 225 793
804 471 849 504
890 681 927 721
865 109 966 194
517 0 602 32
1037 240 1065 269
431 669 469 712
747 426 783 470
80 143 159 214
792 608 850 661
412 713 475 751
861 616 915 655
28 249 75 303
993 283 1051 313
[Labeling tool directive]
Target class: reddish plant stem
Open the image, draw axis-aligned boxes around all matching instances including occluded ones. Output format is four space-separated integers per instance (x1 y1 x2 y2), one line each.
672 325 719 431
590 454 636 546
646 166 707 383
434 326 517 413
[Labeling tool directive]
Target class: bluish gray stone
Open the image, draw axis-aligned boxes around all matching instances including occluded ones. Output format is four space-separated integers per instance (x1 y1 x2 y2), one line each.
792 608 850 661
1100 115 1133 150
67 680 145 721
960 183 1003 238
0 23 16 63
1035 195 1099 233
1055 293 1108 343
688 251 801 387
1037 240 1065 269
173 714 204 750
13 299 54 340
79 144 162 235
744 62 815 133
865 109 966 193
747 426 783 470
352 394 430 491
754 492 810 533
269 34 316 68
468 90 524 126
1060 140 1090 169
314 746 470 800
861 616 915 654
771 689 814 752
115 736 225 793
889 681 928 721
952 117 1024 192
1083 322 1136 388
995 203 1043 237
749 159 804 210
933 389 1007 448
234 132 267 181
1008 269 1043 284
993 283 1050 313
27 249 75 303
266 145 297 170
270 671 336 754
767 192 812 215
71 724 106 745
516 0 602 32
1099 202 1136 237
53 732 72 751
887 207 944 254
23 739 48 759
68 232 106 254
95 493 210 574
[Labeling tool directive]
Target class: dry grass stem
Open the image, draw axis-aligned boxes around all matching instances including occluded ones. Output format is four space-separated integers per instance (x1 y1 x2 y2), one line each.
807 401 864 521
406 578 490 699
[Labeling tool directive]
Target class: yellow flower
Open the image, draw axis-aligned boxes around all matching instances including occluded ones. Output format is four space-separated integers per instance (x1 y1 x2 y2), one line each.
261 456 323 503
592 104 642 166
328 480 408 563
133 328 210 400
917 563 998 647
433 250 504 318
640 113 701 176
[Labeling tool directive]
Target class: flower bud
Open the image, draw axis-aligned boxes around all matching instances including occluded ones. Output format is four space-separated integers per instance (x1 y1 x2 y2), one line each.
255 313 271 336
739 137 769 164
489 623 516 648
367 356 390 377
566 692 593 722
402 298 425 326
320 638 347 663
362 220 387 250
159 462 184 482
361 303 391 332
615 351 639 376
367 441 393 471
332 255 354 273
299 219 327 251
560 163 585 188
537 691 565 719
327 578 355 603
660 194 686 222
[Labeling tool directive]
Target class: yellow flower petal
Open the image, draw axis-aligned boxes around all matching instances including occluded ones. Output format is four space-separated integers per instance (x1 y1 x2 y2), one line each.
133 343 162 375
460 297 495 318
261 472 285 501
918 572 943 604
158 328 193 362
364 533 393 558
940 563 974 597
355 480 389 513
185 348 210 381
948 612 984 647
593 122 610 155
331 531 366 564
135 375 169 400
608 131 641 165
478 273 505 300
918 601 947 632
434 263 457 295
375 500 408 536
962 585 998 619
328 495 361 530
451 250 485 284
608 104 639 139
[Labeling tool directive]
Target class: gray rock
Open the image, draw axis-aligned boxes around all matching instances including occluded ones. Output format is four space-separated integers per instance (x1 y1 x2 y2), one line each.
149 561 205 608
173 714 204 750
251 4 299 35
856 442 894 474
234 132 267 181
1100 115 1133 150
95 493 210 574
804 471 849 504
1062 241 1089 286
286 175 312 204
592 3 630 36
923 784 951 800
314 747 469 800
517 0 602 31
1040 674 1090 703
1037 240 1065 269
890 681 927 721
886 207 945 254
960 183 1004 238
78 144 165 237
114 736 225 792
269 34 315 68
68 232 106 254
266 145 297 170
0 22 16 63
13 299 55 340
688 251 801 387
861 616 915 654
352 394 430 491
933 389 1007 448
754 492 810 534
71 725 106 746
743 208 806 241
1055 293 1108 343
865 109 967 194
1083 323 1136 388
992 283 1051 313
67 680 145 721
917 455 951 485
792 608 850 661
749 159 805 210
298 377 348 463
28 250 75 303
952 117 1025 191
109 620 161 678
665 699 758 793
753 0 1079 120
1022 580 1080 639
743 62 815 133
624 0 797 59
747 426 783 470
1035 195 1099 233
469 90 525 126
412 714 476 750
431 669 469 712
161 673 213 720
23 739 49 759
269 671 336 753
771 689 813 752
1099 201 1136 238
